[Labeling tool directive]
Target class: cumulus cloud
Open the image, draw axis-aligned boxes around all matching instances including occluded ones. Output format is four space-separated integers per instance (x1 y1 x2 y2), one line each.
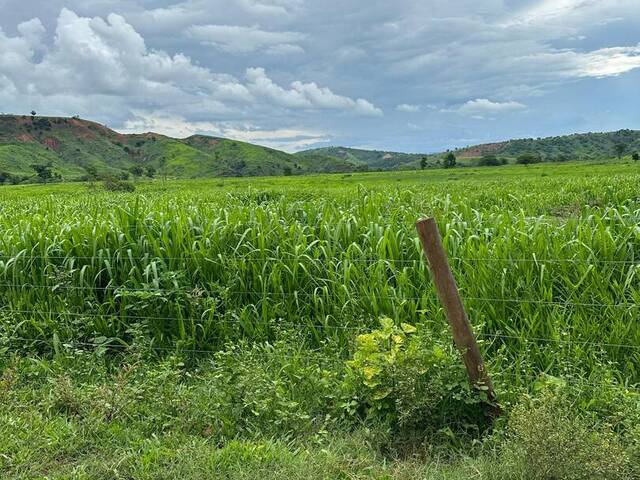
245 67 382 115
396 104 420 112
0 8 381 132
187 24 304 53
447 99 526 119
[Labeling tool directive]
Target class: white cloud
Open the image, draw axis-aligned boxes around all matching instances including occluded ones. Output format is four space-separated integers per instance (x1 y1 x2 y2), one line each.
0 8 381 131
235 0 302 17
453 99 526 117
574 45 640 77
504 0 633 27
396 103 420 112
245 67 383 115
187 24 304 53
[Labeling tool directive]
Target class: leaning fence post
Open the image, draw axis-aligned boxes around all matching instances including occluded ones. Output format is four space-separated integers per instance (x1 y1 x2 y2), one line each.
415 217 499 418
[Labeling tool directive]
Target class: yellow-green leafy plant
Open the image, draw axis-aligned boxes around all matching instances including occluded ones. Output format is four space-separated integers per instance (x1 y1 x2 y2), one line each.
346 317 482 433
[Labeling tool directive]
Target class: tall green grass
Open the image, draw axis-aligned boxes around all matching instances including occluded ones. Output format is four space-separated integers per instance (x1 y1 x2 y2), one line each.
0 162 639 387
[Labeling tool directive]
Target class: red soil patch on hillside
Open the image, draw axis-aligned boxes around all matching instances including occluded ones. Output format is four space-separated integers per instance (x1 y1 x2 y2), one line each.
42 138 60 151
17 134 35 143
457 142 507 158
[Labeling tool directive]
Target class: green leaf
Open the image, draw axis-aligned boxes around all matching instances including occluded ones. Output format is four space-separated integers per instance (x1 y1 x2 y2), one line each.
401 323 417 334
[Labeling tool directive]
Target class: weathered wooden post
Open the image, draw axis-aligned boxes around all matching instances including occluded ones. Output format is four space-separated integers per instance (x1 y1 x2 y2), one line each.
416 217 499 417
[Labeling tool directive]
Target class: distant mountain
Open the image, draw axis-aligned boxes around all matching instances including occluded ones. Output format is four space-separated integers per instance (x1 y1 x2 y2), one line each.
295 146 428 170
299 129 640 170
3 115 638 185
0 115 353 183
454 130 640 160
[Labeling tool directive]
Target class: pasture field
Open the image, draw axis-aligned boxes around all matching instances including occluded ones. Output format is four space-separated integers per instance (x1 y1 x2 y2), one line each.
1 160 640 478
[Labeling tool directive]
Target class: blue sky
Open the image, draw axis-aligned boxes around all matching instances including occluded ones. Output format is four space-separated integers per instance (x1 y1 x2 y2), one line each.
0 0 639 152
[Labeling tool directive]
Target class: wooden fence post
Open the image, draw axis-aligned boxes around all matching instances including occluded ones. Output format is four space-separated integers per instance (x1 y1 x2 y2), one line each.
415 217 499 417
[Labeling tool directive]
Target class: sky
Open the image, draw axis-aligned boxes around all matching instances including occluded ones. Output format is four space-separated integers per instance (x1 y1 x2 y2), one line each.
0 0 639 153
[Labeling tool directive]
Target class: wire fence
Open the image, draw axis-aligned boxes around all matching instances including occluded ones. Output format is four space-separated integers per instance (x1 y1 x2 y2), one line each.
1 252 640 265
1 246 639 397
0 282 638 311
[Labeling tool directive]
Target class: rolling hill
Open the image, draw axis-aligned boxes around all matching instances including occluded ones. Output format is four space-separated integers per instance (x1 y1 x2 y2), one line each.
2 114 639 184
300 129 640 170
454 129 640 160
294 146 427 170
0 114 354 183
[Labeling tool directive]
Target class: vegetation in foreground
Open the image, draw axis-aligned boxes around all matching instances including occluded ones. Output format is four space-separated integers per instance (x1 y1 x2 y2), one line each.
1 160 640 478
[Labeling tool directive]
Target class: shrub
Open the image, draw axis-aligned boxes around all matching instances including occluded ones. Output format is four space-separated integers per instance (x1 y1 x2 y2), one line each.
516 153 541 166
478 154 500 167
502 389 637 480
102 177 135 192
345 318 484 436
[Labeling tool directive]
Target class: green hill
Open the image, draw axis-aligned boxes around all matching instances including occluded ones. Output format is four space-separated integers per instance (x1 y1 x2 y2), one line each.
295 146 429 170
299 129 640 170
454 129 640 161
3 114 639 184
0 115 353 183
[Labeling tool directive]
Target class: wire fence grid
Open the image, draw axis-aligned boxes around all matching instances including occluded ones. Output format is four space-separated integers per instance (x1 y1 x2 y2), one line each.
1 247 639 397
1 252 640 265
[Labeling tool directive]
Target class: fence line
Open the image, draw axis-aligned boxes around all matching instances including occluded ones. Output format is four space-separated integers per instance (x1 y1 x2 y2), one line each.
477 333 640 350
1 253 640 266
3 313 640 351
0 284 638 310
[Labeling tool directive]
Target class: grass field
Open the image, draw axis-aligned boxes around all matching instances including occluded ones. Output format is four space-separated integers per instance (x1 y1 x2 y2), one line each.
1 160 640 478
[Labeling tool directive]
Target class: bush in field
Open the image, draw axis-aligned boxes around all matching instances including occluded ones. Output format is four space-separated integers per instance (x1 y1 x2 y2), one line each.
633 152 639 161
516 153 540 166
501 388 638 480
129 165 144 178
30 162 55 183
346 318 483 436
0 171 13 184
102 176 135 192
478 154 501 166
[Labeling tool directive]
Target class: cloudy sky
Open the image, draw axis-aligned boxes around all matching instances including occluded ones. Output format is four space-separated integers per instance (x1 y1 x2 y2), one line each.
1 0 639 152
